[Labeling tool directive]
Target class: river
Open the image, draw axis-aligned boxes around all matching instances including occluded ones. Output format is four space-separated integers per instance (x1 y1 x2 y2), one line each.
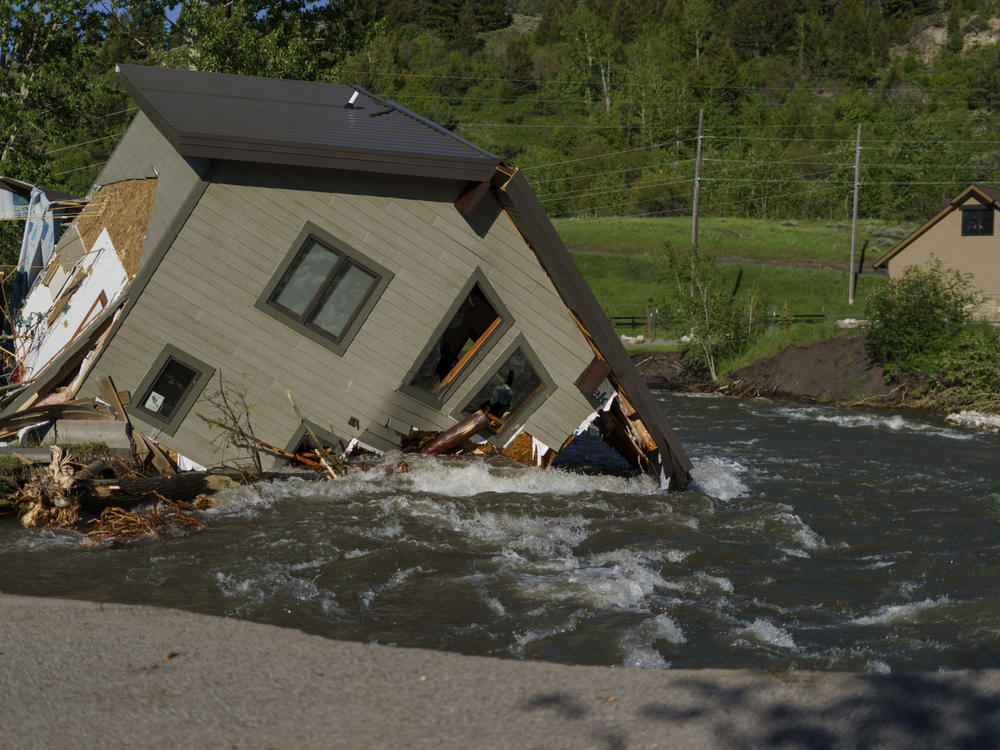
1 392 998 673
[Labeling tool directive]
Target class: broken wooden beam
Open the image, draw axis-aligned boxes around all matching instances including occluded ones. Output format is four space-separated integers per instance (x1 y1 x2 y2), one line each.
417 409 490 455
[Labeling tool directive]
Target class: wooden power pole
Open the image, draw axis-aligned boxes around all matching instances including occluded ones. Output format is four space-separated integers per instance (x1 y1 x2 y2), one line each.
849 123 861 305
692 108 704 250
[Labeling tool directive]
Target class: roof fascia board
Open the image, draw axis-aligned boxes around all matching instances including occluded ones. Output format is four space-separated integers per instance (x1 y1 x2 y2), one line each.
873 185 1000 269
496 170 693 483
175 138 500 182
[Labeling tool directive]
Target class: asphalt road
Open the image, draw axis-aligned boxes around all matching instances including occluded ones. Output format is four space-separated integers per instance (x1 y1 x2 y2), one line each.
2 593 999 749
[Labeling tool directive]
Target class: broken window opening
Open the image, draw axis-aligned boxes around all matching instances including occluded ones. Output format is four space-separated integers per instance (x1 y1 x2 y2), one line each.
462 346 543 434
269 237 379 342
409 284 502 396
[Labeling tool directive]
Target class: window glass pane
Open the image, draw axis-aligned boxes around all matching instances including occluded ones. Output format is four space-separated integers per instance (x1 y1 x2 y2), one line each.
410 285 501 394
465 348 542 426
272 240 340 317
143 358 197 419
962 207 994 236
311 261 376 338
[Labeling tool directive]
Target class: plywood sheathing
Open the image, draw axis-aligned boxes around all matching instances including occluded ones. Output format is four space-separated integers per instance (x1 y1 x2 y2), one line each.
72 178 158 278
502 430 554 468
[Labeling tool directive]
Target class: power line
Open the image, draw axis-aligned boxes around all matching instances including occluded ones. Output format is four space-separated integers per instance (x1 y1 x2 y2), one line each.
53 161 107 176
522 140 695 171
47 131 125 155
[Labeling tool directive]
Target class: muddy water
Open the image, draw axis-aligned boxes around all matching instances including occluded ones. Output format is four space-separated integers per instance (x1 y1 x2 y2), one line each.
1 392 998 672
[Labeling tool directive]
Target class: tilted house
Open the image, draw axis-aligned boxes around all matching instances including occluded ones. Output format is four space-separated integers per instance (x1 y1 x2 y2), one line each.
874 184 1000 320
4 64 692 488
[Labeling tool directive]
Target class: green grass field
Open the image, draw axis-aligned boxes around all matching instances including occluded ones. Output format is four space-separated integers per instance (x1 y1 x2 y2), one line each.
571 250 885 337
555 216 914 268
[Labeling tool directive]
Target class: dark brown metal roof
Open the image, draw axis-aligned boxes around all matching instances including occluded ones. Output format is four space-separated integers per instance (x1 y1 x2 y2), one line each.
116 64 502 182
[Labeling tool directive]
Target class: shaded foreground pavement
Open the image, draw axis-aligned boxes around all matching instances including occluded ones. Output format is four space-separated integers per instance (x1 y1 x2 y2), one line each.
2 594 999 749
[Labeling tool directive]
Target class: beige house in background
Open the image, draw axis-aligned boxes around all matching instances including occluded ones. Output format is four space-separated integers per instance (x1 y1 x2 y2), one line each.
874 184 1000 320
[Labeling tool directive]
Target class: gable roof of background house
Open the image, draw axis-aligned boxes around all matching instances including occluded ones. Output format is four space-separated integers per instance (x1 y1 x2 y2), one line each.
116 64 503 182
874 183 1000 269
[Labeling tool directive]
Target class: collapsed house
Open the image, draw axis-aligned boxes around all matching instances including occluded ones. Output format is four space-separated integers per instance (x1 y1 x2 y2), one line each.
1 64 692 488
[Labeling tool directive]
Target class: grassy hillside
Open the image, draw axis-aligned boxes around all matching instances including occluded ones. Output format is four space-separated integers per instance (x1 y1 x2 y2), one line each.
555 216 914 267
561 216 890 337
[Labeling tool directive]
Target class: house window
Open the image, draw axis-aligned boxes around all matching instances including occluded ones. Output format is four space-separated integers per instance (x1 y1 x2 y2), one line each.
270 238 378 340
256 223 393 357
460 342 550 436
132 345 214 436
401 270 512 407
962 206 994 236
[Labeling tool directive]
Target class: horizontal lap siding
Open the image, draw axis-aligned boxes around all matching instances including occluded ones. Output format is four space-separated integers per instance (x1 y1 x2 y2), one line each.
89 162 598 465
890 209 1000 300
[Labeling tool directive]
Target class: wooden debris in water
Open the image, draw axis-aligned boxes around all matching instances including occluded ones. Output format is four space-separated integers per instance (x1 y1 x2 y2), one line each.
83 494 206 545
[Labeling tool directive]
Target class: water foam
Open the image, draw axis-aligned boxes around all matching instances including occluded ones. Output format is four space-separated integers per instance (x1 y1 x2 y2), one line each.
773 406 973 441
739 618 797 649
850 596 952 625
689 456 750 501
514 553 669 610
403 459 659 498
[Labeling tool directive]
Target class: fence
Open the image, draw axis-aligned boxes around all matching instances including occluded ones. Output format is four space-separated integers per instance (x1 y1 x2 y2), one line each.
609 313 864 336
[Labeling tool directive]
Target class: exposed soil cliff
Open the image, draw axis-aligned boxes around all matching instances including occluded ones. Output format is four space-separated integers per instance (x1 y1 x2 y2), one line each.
634 333 922 406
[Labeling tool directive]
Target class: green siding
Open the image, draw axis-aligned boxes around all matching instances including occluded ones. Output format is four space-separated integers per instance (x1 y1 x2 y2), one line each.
84 161 597 465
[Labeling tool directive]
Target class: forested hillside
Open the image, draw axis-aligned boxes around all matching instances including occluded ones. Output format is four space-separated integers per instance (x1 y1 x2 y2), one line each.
5 0 1000 229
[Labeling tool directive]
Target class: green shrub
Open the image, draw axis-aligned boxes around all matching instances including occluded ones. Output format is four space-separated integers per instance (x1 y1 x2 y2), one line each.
865 258 977 377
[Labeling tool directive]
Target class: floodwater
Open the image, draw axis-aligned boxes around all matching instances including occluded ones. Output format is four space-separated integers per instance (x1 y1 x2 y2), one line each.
1 392 998 673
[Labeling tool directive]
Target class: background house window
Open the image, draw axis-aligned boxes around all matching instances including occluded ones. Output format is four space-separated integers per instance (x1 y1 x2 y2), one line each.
961 206 994 236
131 344 214 436
270 238 379 341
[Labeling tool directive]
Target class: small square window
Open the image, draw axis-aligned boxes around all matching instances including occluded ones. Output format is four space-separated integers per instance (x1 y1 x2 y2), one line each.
962 206 994 236
141 358 197 419
131 345 214 436
257 224 393 357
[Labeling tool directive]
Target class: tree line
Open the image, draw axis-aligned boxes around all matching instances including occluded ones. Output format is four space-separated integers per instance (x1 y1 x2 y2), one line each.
5 0 1000 228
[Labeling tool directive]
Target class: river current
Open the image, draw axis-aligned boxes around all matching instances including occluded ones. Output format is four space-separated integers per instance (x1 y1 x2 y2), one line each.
1 392 998 672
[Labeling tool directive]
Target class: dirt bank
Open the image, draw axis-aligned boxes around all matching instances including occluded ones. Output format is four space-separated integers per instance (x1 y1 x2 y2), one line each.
634 333 920 406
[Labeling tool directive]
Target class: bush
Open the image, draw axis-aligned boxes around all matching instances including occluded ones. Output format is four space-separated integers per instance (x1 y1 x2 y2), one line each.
927 323 1000 412
864 258 977 377
662 243 763 383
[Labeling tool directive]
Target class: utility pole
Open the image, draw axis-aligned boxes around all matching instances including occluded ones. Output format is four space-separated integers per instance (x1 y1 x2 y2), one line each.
691 108 704 295
692 108 704 250
849 123 861 305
